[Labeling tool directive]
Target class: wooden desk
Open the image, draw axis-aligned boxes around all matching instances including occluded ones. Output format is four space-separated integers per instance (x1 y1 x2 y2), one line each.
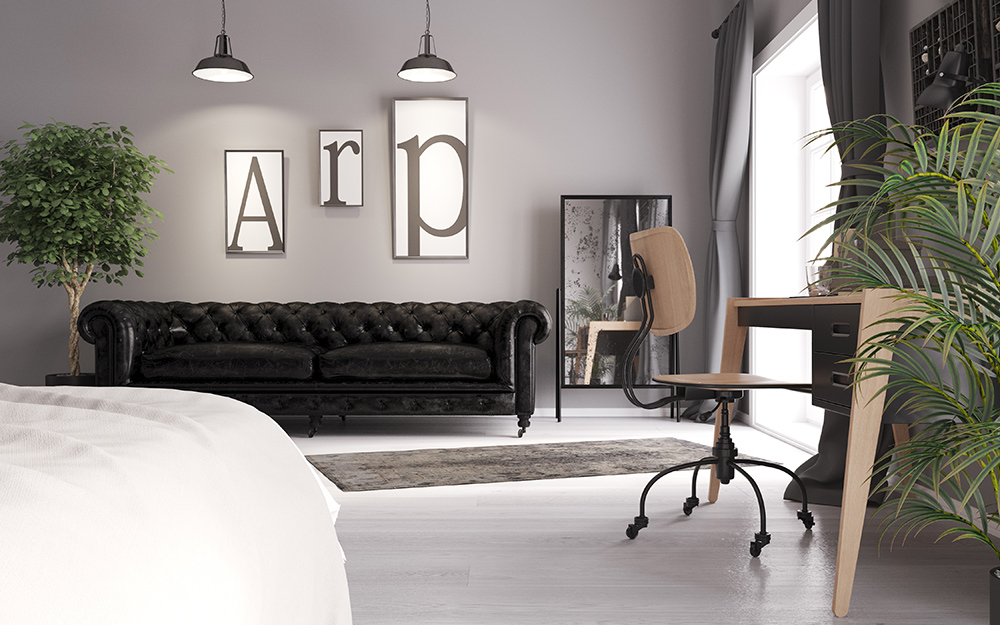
710 290 895 618
582 321 641 384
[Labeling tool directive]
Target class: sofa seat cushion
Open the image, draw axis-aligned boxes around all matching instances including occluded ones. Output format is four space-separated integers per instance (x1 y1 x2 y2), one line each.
141 343 316 381
318 342 493 381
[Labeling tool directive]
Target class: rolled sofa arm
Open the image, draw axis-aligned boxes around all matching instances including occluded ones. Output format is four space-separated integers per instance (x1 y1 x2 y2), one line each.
78 301 177 386
489 300 552 388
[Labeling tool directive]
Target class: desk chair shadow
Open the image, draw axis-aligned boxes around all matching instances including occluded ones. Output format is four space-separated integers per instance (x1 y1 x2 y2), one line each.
621 226 814 557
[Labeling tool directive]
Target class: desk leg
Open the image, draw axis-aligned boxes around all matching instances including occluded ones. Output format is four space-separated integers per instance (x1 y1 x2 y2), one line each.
709 299 748 503
832 290 895 617
583 327 600 385
891 423 911 446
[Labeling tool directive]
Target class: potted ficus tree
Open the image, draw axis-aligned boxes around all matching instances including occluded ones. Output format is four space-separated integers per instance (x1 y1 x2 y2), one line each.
807 84 1000 622
0 121 169 384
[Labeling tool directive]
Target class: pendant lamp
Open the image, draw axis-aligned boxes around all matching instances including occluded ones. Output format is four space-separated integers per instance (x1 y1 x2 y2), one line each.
398 0 456 83
193 0 253 83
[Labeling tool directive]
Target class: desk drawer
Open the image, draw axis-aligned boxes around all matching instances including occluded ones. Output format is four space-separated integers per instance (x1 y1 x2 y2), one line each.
812 351 853 411
813 304 861 355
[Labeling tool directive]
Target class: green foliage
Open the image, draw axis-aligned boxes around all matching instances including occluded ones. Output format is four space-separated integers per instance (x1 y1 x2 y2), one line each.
565 284 619 329
565 284 619 382
0 121 169 288
875 421 1000 561
0 121 169 374
806 84 1000 559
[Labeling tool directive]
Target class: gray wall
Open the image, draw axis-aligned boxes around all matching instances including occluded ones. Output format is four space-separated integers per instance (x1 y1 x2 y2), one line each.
0 0 953 417
754 0 811 56
0 0 735 416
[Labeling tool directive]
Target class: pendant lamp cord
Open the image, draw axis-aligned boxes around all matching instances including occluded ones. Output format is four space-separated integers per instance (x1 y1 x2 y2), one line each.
417 0 437 55
221 0 227 35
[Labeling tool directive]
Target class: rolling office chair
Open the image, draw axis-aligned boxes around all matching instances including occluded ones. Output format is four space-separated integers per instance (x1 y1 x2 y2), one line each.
621 226 814 557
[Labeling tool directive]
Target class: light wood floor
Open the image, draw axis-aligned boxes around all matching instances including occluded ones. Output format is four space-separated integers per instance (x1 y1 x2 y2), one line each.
282 414 992 625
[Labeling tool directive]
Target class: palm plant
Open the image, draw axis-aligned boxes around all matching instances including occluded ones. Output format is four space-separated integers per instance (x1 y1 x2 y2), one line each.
806 83 1000 559
565 284 619 383
565 284 619 329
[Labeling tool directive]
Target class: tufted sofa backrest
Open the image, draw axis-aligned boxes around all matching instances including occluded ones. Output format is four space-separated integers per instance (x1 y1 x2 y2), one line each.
166 302 512 352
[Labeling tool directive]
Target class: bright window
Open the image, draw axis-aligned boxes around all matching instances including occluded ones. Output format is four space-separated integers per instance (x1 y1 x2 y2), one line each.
749 6 837 452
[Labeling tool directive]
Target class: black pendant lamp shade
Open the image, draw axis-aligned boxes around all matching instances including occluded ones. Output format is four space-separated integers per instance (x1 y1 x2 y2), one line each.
193 0 253 83
398 0 456 83
917 43 970 110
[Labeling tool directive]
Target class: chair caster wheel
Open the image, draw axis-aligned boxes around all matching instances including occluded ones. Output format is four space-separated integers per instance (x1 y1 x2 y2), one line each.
749 531 771 558
682 496 699 516
798 509 815 530
517 428 526 438
626 515 648 539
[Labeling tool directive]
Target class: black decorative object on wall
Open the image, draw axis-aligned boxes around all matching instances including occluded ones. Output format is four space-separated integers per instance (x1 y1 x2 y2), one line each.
319 130 363 207
908 0 1000 130
392 97 469 259
225 150 284 253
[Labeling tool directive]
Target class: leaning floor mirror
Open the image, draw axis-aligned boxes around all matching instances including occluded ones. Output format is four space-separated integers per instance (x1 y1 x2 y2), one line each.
558 196 678 417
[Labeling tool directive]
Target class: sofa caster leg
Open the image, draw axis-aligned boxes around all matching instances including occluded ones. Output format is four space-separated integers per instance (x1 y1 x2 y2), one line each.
308 415 323 438
516 415 530 438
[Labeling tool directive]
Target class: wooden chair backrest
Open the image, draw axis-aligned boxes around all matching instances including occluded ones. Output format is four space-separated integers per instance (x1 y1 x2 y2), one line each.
628 226 697 337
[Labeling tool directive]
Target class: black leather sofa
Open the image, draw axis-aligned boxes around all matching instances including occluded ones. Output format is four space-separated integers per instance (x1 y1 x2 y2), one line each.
79 300 551 436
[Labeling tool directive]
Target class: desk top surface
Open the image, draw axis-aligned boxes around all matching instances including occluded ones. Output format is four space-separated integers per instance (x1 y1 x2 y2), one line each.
587 321 642 332
730 293 865 308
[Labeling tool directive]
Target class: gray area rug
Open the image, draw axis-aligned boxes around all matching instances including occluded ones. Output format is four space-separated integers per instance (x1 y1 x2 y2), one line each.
307 437 720 492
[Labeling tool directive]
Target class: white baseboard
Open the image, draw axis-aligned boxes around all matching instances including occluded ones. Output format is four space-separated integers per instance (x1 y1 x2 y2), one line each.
532 406 674 418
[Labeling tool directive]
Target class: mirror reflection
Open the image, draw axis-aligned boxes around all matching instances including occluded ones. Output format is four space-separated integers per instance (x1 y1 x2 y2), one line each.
560 196 675 388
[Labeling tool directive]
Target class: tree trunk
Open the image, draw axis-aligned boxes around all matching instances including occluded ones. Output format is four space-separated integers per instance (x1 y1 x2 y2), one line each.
64 282 82 376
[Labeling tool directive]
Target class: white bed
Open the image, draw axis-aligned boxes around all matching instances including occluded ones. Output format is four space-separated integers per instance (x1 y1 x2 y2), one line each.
0 383 351 625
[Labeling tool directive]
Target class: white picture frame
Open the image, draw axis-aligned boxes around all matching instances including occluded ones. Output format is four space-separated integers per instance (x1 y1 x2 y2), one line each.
392 97 469 259
225 150 285 254
319 130 363 207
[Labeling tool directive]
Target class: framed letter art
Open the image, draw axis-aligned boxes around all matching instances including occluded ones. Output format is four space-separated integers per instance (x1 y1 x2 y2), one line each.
319 130 363 207
392 97 469 259
225 150 285 254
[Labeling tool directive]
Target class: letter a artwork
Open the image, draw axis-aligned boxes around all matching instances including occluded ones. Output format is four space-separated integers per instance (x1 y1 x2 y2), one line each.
228 156 283 252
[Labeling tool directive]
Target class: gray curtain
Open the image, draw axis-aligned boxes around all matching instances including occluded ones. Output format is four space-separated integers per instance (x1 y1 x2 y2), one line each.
599 202 621 307
623 199 672 382
681 0 753 420
785 0 888 507
602 199 672 384
818 0 885 210
704 0 753 375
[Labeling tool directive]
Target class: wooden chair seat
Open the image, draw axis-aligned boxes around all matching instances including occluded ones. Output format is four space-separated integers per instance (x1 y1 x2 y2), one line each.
653 372 811 393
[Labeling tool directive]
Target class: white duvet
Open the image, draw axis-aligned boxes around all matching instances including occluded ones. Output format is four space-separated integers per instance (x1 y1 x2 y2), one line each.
0 383 351 625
